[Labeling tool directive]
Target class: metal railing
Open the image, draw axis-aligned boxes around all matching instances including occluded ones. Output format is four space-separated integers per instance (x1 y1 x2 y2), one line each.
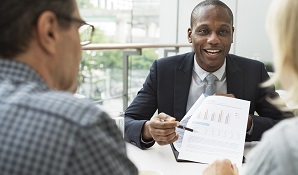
82 43 192 111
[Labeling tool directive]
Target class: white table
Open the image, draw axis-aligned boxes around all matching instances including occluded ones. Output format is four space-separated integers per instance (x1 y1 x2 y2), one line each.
126 142 258 175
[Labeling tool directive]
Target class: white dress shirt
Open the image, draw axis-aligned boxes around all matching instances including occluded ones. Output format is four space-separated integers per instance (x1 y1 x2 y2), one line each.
186 55 227 112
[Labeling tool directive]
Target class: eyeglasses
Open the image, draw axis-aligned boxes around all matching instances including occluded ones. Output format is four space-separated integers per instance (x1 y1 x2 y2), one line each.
56 14 95 46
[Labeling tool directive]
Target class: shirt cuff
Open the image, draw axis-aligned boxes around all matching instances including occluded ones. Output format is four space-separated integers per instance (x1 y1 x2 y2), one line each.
140 134 155 144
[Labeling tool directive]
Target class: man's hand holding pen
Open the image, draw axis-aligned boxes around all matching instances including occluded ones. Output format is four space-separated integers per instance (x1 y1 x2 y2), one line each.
141 112 180 146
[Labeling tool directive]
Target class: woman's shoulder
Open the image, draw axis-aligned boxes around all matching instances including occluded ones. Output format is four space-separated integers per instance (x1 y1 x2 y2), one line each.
245 117 298 175
267 117 298 136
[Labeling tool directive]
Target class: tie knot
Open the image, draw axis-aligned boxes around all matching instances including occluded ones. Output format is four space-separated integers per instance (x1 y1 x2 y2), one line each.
206 73 216 84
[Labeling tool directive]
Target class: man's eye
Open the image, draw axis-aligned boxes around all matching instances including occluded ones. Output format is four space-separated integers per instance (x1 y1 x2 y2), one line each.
197 29 209 35
218 30 229 36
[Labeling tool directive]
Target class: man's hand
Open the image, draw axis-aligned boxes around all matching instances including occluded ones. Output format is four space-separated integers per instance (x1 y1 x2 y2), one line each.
247 115 252 132
203 159 239 175
142 112 179 145
214 93 235 98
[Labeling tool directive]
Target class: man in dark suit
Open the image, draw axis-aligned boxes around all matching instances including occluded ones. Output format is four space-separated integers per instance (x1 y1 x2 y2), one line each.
125 0 292 149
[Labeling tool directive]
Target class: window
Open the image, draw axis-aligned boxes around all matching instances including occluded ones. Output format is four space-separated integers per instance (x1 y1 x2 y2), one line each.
77 0 160 115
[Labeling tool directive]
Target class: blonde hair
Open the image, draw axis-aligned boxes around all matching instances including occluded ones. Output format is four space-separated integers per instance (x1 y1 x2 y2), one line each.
265 0 298 110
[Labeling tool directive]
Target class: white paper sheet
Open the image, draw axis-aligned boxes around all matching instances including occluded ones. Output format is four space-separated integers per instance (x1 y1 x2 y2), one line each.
173 94 206 152
177 95 250 167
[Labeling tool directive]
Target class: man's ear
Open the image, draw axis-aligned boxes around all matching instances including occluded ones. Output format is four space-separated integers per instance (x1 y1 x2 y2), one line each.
187 28 192 43
35 11 59 56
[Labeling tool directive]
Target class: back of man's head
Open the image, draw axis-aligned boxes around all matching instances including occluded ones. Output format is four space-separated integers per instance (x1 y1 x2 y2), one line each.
0 0 75 59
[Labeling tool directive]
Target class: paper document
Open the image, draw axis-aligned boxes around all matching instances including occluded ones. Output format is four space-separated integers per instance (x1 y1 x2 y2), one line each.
174 95 250 167
173 94 206 152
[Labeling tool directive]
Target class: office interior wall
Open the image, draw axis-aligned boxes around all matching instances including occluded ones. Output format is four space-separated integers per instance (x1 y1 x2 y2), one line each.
159 0 272 63
159 0 178 44
235 0 272 62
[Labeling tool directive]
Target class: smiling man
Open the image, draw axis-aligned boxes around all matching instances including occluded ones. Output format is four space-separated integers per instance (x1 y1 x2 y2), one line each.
124 0 293 149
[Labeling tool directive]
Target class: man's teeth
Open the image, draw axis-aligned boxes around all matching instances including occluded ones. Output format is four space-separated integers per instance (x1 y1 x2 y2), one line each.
206 50 220 53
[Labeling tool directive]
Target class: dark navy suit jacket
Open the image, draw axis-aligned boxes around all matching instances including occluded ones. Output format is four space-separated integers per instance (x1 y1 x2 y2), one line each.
125 52 292 149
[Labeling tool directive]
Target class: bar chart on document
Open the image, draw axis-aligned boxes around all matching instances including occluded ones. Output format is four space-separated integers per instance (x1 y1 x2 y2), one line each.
194 108 242 141
178 96 250 166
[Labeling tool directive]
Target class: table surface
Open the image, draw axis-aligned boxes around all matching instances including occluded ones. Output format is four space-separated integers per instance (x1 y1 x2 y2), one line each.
126 142 258 175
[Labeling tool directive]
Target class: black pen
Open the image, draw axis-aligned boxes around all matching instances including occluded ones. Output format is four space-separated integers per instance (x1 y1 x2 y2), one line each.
177 125 194 132
160 118 193 132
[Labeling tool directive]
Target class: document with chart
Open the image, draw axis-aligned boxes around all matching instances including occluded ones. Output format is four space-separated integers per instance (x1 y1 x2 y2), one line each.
176 95 250 167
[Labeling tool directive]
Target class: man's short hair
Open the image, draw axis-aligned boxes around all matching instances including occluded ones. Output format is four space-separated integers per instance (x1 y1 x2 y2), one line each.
0 0 75 58
190 0 234 28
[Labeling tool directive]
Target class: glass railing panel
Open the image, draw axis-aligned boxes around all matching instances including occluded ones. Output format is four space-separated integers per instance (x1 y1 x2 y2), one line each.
79 43 191 115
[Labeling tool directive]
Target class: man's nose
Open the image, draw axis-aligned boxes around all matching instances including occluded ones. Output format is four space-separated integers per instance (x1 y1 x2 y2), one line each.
207 32 220 45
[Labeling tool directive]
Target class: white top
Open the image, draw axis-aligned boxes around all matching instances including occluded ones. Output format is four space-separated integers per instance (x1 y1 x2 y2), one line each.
244 117 298 175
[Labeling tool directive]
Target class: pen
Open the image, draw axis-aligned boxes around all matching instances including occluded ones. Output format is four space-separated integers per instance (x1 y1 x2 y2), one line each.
177 125 193 132
160 117 193 132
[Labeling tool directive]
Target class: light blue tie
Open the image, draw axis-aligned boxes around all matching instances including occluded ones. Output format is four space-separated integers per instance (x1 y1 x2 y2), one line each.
205 73 216 96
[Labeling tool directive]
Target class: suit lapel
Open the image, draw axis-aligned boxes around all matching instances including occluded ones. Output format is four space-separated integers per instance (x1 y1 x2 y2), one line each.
173 52 194 121
226 54 244 98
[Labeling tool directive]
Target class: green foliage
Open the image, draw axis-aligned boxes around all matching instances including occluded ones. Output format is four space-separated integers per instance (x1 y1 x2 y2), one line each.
78 26 157 99
81 27 121 71
77 0 94 8
130 49 158 70
81 27 157 71
92 28 113 43
264 61 274 73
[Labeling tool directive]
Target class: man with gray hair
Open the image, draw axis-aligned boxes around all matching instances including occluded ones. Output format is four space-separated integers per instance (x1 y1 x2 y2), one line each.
0 0 137 174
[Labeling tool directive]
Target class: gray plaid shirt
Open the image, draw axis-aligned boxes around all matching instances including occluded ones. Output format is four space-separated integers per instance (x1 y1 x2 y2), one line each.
0 59 138 175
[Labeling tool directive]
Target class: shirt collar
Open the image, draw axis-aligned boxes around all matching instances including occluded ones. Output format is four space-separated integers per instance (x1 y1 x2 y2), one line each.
193 54 226 81
0 59 49 91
